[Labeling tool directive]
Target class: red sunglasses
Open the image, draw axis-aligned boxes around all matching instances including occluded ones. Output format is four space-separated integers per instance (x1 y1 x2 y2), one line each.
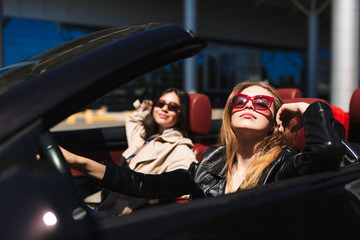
231 94 274 110
154 99 181 112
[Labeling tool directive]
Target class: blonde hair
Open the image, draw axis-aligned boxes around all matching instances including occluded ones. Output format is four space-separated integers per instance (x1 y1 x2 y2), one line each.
220 81 295 190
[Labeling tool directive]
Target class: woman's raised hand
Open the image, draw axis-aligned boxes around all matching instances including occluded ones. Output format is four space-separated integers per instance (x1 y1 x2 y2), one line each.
276 102 310 133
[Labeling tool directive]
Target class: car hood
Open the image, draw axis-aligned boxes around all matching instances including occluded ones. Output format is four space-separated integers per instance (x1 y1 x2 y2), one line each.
0 23 207 144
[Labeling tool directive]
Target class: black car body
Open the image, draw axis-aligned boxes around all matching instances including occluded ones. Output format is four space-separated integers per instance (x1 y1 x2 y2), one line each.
0 23 360 239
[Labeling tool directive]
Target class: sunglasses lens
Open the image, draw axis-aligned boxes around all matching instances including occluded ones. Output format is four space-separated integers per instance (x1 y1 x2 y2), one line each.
155 100 180 112
155 100 166 108
253 97 271 110
232 95 248 108
168 103 180 111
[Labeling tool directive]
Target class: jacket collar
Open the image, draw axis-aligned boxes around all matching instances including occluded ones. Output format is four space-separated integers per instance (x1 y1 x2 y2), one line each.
207 159 226 179
156 129 193 147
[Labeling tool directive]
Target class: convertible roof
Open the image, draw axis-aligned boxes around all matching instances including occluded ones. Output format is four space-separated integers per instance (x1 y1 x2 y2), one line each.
0 23 207 144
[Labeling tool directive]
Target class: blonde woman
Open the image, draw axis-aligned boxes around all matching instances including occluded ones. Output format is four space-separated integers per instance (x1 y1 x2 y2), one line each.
62 81 345 199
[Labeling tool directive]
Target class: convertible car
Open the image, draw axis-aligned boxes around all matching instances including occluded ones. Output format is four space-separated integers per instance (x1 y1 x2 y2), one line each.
0 23 360 240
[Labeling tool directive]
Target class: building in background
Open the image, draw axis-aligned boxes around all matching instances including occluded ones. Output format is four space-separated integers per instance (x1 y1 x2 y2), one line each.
2 0 357 110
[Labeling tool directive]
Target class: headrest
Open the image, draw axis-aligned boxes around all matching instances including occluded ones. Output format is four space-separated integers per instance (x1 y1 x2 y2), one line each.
283 97 329 105
350 88 360 122
276 88 302 99
189 93 212 135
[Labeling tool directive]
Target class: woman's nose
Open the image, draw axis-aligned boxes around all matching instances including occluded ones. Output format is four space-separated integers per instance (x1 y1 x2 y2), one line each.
244 99 254 109
161 105 169 111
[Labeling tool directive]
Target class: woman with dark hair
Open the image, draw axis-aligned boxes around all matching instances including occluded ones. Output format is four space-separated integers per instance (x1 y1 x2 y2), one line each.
119 87 195 173
62 81 345 201
62 87 196 215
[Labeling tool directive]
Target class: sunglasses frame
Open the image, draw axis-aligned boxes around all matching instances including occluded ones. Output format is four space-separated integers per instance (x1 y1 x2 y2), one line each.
231 94 274 110
154 99 181 112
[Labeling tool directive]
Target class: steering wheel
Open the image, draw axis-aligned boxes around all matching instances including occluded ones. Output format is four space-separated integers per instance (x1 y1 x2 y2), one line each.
39 130 75 180
39 130 94 220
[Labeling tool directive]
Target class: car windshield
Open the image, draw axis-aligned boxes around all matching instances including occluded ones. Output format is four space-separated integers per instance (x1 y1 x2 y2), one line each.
0 24 159 95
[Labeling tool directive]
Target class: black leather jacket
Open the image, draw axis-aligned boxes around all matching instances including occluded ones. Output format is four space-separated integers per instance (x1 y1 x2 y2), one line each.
99 101 345 199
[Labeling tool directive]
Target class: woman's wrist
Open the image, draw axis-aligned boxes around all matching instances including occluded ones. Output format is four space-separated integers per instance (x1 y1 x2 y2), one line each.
72 155 88 170
298 102 310 114
77 156 106 180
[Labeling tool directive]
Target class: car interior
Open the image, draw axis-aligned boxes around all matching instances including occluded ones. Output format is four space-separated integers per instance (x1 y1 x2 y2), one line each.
91 87 360 239
53 86 360 212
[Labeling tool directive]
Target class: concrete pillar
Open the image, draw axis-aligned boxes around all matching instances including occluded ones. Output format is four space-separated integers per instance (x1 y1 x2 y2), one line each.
290 0 330 98
183 0 198 93
307 13 319 97
0 0 3 68
330 0 359 111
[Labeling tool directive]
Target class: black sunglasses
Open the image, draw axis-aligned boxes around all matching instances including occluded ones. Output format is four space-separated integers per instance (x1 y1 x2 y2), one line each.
154 99 181 112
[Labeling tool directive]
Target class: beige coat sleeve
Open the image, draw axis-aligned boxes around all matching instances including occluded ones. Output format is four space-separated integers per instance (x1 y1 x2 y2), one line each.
122 99 152 158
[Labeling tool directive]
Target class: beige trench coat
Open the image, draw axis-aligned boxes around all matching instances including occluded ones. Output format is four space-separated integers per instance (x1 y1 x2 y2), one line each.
122 99 197 174
95 100 196 212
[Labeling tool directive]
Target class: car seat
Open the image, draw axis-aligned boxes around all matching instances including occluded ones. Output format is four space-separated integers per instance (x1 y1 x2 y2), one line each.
188 93 212 161
348 88 360 154
276 88 302 99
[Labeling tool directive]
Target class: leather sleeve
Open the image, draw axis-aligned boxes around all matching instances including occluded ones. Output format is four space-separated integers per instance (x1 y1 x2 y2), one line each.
98 161 202 199
275 101 346 180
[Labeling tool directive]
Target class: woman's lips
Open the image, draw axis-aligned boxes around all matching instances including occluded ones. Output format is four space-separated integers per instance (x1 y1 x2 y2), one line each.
240 113 256 119
158 113 169 118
